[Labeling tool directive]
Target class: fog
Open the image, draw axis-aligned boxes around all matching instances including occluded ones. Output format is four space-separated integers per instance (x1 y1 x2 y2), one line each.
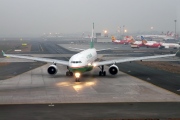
0 0 179 37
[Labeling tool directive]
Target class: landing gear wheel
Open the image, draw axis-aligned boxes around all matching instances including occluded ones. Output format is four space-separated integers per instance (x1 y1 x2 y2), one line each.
66 71 73 76
66 66 73 76
66 71 69 76
70 72 73 76
98 65 106 76
103 71 106 76
75 78 80 82
99 71 102 76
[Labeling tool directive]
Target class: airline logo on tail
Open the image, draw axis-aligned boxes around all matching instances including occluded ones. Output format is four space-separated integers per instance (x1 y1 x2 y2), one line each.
141 36 145 40
111 36 116 42
141 36 147 44
90 22 94 48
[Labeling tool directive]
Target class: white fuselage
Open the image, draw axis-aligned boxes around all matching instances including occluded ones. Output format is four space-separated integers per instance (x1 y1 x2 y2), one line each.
137 35 174 40
161 43 180 48
133 41 142 45
68 48 97 72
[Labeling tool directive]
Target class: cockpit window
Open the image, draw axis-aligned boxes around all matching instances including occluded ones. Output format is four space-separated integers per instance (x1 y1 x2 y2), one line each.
71 61 82 63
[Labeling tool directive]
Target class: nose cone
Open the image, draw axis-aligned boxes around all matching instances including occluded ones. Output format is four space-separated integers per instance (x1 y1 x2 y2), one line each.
69 54 84 67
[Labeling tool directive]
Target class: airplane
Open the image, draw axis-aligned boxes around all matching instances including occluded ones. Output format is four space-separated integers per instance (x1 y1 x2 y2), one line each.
137 32 175 40
130 37 144 48
112 36 134 45
141 36 161 48
131 36 161 48
159 42 180 49
2 23 179 82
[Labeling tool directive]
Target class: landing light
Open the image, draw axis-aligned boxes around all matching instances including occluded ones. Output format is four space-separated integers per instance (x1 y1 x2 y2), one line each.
93 63 97 67
75 72 81 78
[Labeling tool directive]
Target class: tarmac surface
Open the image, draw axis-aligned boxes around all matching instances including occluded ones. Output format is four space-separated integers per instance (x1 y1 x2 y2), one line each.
0 103 180 120
0 63 180 104
0 39 180 119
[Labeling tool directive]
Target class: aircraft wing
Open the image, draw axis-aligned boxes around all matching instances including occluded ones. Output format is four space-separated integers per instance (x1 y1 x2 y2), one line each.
93 53 176 66
68 47 85 51
2 51 69 66
96 47 118 52
68 47 118 52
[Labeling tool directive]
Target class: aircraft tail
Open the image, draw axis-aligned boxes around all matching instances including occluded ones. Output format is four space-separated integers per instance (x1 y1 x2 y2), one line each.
166 31 169 36
90 23 94 48
2 50 5 56
170 32 175 36
141 36 145 40
141 36 147 44
111 36 116 42
129 37 136 44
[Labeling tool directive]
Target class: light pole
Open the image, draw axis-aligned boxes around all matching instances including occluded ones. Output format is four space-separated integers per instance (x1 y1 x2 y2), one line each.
118 26 121 37
174 20 177 39
122 25 125 36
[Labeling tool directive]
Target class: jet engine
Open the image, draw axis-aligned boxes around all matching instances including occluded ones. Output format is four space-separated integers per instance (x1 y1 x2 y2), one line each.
47 64 58 75
108 64 119 75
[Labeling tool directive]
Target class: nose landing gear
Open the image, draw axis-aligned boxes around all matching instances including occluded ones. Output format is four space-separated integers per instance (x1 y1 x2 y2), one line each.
74 72 81 82
75 78 80 82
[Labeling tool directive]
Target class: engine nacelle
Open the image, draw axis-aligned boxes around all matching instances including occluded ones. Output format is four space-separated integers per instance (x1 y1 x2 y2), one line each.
108 64 119 75
47 64 58 75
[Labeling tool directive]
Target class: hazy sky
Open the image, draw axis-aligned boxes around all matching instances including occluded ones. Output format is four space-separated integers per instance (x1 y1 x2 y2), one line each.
0 0 179 37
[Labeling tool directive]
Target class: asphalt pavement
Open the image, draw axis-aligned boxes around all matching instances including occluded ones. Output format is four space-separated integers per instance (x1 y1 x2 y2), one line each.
0 102 180 120
116 62 180 95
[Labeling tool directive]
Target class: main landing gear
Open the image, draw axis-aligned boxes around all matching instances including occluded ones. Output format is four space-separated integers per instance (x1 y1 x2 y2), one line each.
66 71 73 76
66 66 73 76
98 65 106 76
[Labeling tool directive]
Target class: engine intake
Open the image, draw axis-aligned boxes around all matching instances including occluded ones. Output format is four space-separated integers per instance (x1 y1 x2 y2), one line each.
108 64 119 75
47 64 58 75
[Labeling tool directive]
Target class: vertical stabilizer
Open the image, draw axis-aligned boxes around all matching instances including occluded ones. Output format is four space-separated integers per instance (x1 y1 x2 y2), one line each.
90 23 94 48
111 36 116 42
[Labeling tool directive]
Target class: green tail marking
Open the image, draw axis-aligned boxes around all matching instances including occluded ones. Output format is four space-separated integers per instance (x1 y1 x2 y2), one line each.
2 50 5 56
90 22 94 48
90 38 94 48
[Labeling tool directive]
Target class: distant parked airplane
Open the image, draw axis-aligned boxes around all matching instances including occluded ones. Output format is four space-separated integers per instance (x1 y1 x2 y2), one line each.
112 36 134 44
141 36 161 48
137 31 175 40
160 42 180 49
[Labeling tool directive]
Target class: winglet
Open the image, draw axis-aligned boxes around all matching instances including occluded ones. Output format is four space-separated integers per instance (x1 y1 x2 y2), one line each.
2 50 5 56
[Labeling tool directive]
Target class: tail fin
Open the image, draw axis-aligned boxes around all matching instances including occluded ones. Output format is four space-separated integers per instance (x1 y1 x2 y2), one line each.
90 23 94 48
2 50 5 56
111 36 116 42
141 36 147 44
129 37 135 44
141 36 145 40
166 31 169 36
